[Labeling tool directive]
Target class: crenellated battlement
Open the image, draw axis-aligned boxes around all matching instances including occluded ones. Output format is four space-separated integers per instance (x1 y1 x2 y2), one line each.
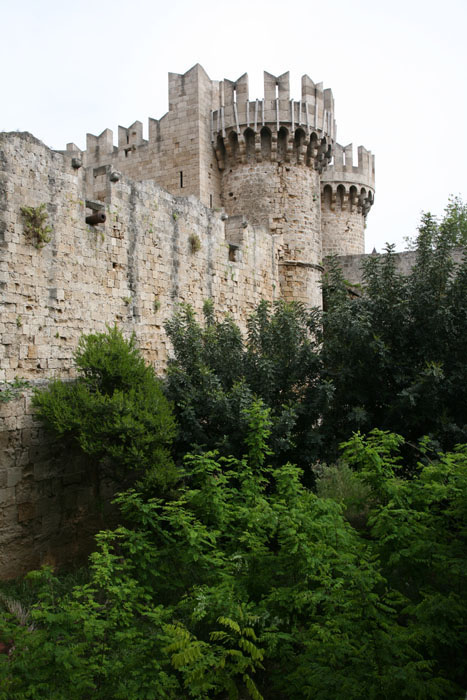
321 143 375 218
118 121 146 150
85 128 114 157
211 71 336 152
64 63 373 266
322 143 375 189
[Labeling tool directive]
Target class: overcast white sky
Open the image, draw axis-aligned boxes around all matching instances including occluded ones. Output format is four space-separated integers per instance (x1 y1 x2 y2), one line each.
2 0 466 252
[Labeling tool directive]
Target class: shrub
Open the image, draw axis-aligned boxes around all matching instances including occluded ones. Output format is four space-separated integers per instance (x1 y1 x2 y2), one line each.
33 325 178 489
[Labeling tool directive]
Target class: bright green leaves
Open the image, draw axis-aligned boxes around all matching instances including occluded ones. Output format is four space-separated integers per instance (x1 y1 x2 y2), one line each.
33 325 177 489
2 423 467 696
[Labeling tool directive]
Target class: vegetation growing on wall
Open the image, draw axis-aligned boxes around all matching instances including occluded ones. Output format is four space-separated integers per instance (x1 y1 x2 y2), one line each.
20 203 52 249
0 377 30 404
189 233 201 253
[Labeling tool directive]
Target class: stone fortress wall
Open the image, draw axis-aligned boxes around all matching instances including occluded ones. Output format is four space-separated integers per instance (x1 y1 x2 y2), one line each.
0 131 280 383
0 64 375 577
76 64 375 308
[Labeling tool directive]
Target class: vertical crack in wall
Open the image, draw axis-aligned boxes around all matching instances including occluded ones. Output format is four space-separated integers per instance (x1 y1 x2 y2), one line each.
127 183 140 322
205 210 214 300
170 207 180 301
252 225 258 298
271 233 279 300
47 170 61 349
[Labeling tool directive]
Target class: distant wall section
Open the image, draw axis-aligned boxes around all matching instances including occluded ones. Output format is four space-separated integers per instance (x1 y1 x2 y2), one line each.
333 248 466 288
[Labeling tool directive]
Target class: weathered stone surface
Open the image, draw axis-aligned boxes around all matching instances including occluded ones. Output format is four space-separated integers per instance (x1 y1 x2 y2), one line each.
0 65 377 579
0 389 118 579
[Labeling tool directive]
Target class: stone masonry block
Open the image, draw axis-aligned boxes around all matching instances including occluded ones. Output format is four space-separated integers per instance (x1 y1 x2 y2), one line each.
17 502 35 522
7 467 22 488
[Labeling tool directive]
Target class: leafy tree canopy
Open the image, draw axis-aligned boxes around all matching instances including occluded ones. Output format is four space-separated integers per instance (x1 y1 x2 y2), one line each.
164 197 467 474
165 300 330 477
33 325 178 490
406 195 467 249
1 420 466 698
322 208 467 465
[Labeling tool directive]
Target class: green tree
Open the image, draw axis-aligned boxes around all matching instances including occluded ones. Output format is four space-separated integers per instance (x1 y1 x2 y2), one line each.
440 194 467 244
405 195 467 249
321 216 467 465
166 198 467 473
341 429 467 692
33 325 178 489
165 300 330 478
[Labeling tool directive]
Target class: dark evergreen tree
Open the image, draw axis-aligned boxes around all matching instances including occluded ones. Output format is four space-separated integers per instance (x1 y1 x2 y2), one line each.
321 210 467 465
165 300 330 478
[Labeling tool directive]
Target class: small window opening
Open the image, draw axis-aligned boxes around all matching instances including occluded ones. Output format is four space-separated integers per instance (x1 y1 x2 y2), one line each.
180 171 183 188
229 244 238 262
126 134 129 144
210 194 213 208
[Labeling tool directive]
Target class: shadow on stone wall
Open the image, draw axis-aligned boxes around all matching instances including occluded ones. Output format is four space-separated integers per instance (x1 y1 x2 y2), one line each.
0 384 118 580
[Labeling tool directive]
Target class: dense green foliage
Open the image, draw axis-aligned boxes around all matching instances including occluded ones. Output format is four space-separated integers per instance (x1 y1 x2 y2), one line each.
322 222 467 465
33 325 177 488
166 208 467 475
165 300 328 475
1 416 466 698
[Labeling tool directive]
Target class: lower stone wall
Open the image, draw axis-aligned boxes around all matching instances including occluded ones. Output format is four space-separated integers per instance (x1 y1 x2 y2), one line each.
336 248 466 287
0 383 117 579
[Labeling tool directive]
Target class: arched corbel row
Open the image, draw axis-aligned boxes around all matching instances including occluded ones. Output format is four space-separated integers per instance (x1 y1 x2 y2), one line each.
321 183 375 215
213 126 332 170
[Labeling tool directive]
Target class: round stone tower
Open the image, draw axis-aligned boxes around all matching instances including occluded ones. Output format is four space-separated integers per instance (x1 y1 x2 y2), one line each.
211 71 335 308
320 143 375 257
